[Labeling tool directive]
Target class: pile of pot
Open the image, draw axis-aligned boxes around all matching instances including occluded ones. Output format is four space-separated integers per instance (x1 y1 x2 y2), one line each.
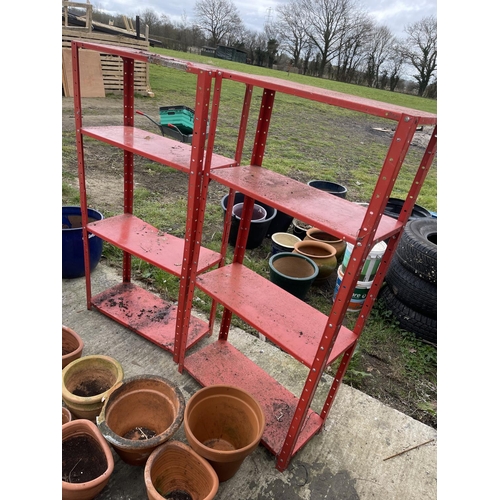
62 343 266 499
269 227 346 301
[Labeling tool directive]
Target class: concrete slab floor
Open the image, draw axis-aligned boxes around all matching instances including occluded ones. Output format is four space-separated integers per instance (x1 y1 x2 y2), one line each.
62 264 437 499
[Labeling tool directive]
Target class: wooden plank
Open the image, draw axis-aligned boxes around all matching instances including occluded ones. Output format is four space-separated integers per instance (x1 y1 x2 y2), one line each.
62 48 106 97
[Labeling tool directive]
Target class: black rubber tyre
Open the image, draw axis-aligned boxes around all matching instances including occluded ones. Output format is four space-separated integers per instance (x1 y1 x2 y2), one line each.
379 285 437 345
385 255 437 317
396 218 437 284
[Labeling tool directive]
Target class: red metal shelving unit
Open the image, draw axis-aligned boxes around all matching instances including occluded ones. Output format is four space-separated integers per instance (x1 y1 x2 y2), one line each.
71 41 236 358
72 41 437 473
178 69 437 471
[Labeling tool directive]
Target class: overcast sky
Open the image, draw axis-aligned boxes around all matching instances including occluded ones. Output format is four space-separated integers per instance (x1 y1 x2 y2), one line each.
92 0 436 40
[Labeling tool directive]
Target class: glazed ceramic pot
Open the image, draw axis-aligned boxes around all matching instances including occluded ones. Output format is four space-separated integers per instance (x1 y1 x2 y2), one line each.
304 227 347 265
62 325 84 369
97 375 185 466
270 232 301 255
269 252 319 300
62 419 114 500
62 355 124 420
184 385 265 482
144 440 219 500
291 218 312 240
293 240 337 283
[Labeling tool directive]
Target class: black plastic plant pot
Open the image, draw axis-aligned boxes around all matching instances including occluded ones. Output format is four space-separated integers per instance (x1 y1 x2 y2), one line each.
266 210 294 238
307 180 347 199
221 193 277 249
384 198 432 220
62 206 104 279
269 252 319 300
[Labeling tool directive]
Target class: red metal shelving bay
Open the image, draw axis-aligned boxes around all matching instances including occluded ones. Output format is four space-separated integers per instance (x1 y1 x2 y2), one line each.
72 41 437 472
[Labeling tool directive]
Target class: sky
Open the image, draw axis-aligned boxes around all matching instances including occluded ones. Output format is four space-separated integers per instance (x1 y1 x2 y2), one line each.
92 0 436 40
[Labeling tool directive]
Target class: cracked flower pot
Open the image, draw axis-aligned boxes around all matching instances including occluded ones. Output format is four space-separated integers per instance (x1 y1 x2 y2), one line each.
144 440 219 500
62 419 114 500
183 385 265 482
97 375 185 466
62 355 124 420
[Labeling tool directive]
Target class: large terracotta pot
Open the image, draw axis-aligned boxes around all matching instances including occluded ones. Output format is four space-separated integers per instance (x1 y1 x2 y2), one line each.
293 240 337 283
62 325 84 369
62 419 114 500
62 355 124 420
304 227 347 265
97 375 185 466
144 440 219 500
183 385 265 482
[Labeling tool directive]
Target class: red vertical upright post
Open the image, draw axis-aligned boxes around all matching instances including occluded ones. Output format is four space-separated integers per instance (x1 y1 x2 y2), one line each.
174 69 213 369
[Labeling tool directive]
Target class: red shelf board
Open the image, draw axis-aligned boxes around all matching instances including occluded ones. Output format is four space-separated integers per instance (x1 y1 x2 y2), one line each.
210 165 402 244
183 340 324 457
196 264 357 368
91 283 209 354
88 214 222 275
82 126 236 173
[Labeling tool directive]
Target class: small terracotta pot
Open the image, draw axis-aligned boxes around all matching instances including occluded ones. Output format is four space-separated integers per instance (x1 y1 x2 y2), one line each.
62 355 124 420
97 375 185 466
184 385 265 482
62 407 72 425
62 419 114 500
293 240 337 283
304 227 347 264
144 440 219 500
62 325 84 369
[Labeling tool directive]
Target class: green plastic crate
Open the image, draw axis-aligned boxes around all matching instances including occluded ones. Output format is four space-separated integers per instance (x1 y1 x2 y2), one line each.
159 105 194 135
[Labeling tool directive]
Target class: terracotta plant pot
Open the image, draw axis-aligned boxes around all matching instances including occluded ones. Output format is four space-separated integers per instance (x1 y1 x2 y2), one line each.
62 407 72 425
269 252 319 300
304 227 347 264
293 240 337 283
62 325 84 369
62 355 124 420
144 440 219 500
184 385 265 482
62 419 114 500
97 375 185 466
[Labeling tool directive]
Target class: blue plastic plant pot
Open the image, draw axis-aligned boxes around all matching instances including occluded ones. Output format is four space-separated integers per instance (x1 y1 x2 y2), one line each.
62 206 104 279
269 252 319 300
307 180 347 199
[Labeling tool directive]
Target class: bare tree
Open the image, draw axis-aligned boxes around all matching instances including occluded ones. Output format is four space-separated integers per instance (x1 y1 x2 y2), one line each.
364 26 394 88
139 8 161 31
385 40 406 91
300 0 352 76
401 16 437 96
194 0 243 47
275 0 310 68
335 9 373 82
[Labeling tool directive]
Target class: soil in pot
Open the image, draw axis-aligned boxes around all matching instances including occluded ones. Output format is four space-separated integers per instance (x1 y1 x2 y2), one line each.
62 355 124 420
97 375 185 466
145 440 219 500
62 435 108 484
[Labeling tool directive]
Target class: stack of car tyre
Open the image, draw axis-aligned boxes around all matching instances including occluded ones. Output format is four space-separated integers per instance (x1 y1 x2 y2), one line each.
380 218 437 345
